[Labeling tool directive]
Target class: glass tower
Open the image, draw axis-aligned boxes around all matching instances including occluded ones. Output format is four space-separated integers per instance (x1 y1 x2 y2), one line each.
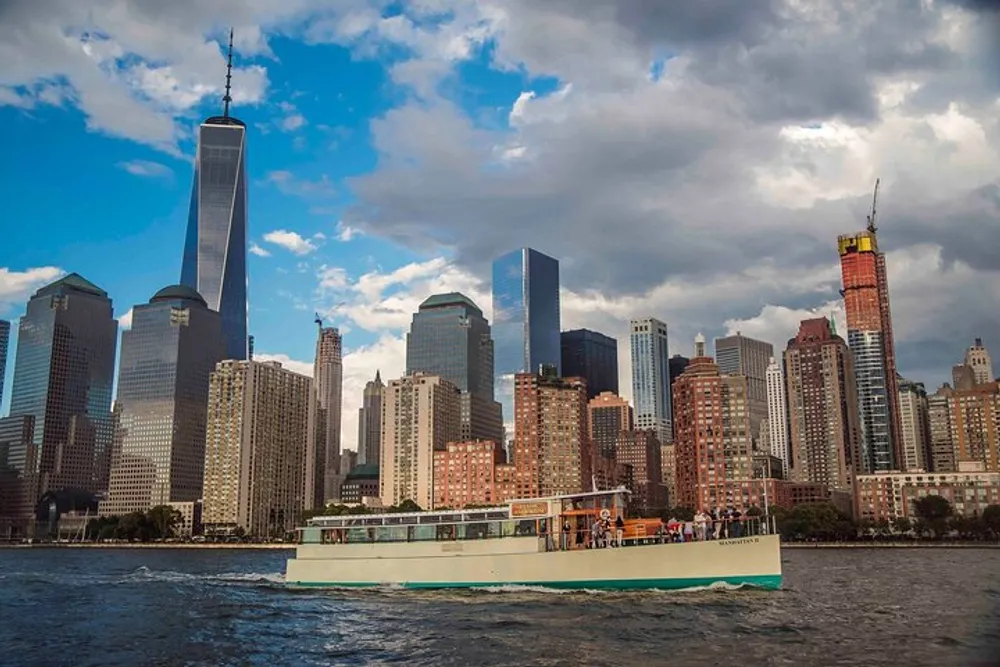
104 286 224 516
630 317 672 444
0 319 9 409
6 274 117 531
180 33 248 361
560 328 618 399
492 248 561 439
406 293 502 444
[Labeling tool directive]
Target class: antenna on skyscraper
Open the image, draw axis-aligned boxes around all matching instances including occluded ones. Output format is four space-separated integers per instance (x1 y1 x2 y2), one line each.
223 28 234 118
866 178 880 234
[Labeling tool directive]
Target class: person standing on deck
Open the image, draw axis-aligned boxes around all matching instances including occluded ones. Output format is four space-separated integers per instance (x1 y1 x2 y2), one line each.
614 515 624 547
562 520 571 550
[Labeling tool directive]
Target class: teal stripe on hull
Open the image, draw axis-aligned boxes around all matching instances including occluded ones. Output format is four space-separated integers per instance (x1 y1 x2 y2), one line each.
288 574 781 591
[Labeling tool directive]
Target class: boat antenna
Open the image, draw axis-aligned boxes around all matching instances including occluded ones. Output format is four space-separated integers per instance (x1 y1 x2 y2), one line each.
223 27 234 118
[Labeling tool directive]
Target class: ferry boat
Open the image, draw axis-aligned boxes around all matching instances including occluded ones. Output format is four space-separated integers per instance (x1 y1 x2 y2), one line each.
285 487 782 591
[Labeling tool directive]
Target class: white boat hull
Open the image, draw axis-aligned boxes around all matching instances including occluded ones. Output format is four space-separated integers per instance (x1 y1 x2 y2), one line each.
285 534 782 590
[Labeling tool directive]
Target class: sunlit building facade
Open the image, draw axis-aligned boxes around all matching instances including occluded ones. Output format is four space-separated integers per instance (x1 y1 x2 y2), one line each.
202 360 317 537
314 326 342 502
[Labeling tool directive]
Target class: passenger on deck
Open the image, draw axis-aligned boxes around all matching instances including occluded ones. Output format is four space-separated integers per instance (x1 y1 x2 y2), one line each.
591 518 602 548
562 520 571 551
614 515 624 547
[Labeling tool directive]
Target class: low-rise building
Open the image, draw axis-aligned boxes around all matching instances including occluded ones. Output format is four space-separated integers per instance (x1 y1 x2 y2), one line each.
340 465 380 506
433 440 509 508
855 467 1000 522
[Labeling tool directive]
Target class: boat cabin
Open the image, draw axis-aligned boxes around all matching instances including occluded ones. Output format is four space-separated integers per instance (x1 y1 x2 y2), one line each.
297 487 660 549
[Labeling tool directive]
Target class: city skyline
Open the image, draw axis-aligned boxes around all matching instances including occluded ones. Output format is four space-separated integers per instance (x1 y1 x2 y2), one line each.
2 3 1000 455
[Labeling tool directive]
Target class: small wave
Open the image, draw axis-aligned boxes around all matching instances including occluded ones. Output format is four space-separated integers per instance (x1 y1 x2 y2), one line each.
120 566 284 586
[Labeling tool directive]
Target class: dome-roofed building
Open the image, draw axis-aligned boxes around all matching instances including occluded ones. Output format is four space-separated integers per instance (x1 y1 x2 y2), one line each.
150 284 207 307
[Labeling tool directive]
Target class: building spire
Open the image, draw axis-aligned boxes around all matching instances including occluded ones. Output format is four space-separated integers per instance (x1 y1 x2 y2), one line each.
223 28 234 118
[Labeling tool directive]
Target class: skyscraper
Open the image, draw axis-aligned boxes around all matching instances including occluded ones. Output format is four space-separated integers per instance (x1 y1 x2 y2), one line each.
672 354 755 511
765 357 790 476
513 370 590 498
629 318 672 444
838 184 902 472
561 328 619 399
961 338 993 386
898 377 931 472
714 332 773 444
6 274 117 533
313 326 343 500
783 318 861 491
103 286 224 516
379 374 461 509
492 248 561 437
405 293 502 444
0 319 9 408
357 370 384 467
587 391 633 459
180 30 248 361
202 360 317 537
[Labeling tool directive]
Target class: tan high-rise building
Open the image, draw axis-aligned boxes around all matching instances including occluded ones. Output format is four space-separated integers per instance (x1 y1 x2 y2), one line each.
927 386 955 472
615 430 663 515
314 327 343 502
897 377 931 472
660 443 676 508
948 382 1000 473
433 440 511 508
965 338 993 385
714 332 774 447
673 354 755 511
783 318 861 491
587 391 632 459
380 373 461 509
357 370 384 467
513 370 591 498
202 360 317 537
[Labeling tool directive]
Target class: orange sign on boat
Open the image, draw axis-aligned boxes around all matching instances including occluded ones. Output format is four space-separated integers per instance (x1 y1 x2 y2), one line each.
510 502 548 517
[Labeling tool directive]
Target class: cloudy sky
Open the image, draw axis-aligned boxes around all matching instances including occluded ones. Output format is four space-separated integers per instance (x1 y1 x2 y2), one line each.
1 0 998 452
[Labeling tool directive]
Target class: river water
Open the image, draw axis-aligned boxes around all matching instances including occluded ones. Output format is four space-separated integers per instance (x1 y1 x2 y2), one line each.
0 547 997 666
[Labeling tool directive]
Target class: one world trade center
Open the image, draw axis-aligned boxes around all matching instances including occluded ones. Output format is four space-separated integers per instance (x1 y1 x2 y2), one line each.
180 29 248 360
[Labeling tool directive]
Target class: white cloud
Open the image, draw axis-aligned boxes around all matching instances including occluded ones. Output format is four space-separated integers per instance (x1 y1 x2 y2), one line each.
336 221 360 242
118 308 134 330
254 353 313 378
117 159 173 179
281 113 307 131
265 170 336 198
0 266 64 312
249 242 271 257
263 230 319 255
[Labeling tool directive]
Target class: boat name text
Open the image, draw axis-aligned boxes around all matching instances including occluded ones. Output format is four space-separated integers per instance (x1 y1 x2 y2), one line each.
718 537 760 546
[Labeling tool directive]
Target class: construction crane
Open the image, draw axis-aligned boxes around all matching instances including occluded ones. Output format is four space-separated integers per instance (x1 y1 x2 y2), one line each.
315 302 346 330
866 178 880 234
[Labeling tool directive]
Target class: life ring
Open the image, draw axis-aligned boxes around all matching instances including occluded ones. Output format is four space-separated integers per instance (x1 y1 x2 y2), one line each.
599 509 611 520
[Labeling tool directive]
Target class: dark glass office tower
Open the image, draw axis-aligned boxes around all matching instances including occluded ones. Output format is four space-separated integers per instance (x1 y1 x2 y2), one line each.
406 293 502 444
492 248 561 439
104 286 224 516
6 274 116 534
561 328 618 399
180 32 248 361
0 319 9 408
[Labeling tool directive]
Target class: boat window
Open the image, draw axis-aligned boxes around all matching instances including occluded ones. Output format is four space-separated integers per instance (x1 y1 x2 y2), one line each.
412 525 436 541
375 526 408 542
515 520 537 536
487 521 503 538
347 527 369 542
384 515 409 525
502 521 517 537
464 522 489 540
436 524 457 540
486 511 509 521
301 527 322 544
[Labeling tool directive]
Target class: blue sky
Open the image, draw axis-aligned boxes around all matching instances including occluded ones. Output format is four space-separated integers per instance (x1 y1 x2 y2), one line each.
2 2 999 448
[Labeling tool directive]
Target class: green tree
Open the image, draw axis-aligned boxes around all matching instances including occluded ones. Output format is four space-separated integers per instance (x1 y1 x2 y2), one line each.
892 516 912 535
116 511 152 542
663 506 694 522
913 495 953 538
775 503 856 542
146 505 183 539
983 504 1000 538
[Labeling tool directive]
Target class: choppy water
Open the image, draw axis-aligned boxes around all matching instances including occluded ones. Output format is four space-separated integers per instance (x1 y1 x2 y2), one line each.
0 547 997 666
